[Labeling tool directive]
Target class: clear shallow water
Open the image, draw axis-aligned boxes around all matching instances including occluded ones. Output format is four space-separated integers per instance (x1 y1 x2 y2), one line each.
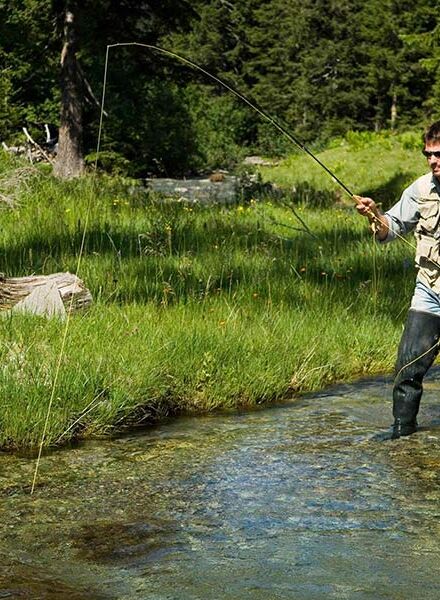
1 373 440 599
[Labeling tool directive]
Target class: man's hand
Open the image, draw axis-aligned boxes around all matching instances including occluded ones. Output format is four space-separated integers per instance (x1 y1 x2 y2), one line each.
353 195 379 218
352 195 389 240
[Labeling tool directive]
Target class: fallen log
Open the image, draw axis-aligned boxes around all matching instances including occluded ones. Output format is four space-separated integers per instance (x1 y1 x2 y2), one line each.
0 272 92 319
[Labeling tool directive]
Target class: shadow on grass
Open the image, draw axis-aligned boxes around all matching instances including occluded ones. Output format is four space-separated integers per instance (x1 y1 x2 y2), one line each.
363 171 415 211
0 191 417 319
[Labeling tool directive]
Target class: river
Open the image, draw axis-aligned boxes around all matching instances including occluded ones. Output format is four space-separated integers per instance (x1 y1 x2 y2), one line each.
1 372 440 599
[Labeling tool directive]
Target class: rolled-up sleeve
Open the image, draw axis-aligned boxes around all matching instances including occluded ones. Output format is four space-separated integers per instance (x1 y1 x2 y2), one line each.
381 181 420 243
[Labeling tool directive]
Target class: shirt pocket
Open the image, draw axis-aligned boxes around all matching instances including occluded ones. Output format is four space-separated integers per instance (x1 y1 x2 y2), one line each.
418 198 440 233
416 236 440 274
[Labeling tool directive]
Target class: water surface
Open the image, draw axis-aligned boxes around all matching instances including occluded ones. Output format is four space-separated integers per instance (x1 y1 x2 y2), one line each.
1 373 440 599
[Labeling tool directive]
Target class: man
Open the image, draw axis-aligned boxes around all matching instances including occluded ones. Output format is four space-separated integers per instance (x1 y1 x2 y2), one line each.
356 121 440 439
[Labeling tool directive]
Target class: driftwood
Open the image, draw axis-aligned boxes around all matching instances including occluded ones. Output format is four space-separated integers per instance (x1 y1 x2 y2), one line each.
0 272 92 319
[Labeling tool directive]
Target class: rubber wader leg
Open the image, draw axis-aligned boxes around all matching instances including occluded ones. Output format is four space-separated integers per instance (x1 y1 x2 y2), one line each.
392 309 440 439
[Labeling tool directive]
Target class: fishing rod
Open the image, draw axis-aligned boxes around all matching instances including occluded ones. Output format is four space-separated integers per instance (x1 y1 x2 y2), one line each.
100 43 355 198
29 42 367 494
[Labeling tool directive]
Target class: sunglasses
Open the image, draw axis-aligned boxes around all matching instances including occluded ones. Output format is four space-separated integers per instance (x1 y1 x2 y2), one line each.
422 149 440 158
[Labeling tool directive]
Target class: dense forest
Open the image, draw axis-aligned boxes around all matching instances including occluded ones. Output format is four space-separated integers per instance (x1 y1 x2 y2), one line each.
0 0 439 177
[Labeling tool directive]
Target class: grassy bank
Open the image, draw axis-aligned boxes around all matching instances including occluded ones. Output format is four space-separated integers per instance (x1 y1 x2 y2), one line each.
260 129 425 210
0 132 425 449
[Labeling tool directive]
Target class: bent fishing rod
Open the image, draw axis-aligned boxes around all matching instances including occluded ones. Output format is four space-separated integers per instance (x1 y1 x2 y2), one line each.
30 43 367 495
100 45 422 252
99 43 355 198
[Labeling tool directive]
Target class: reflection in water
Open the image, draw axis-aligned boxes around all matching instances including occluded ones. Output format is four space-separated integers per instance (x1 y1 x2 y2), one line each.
1 372 440 599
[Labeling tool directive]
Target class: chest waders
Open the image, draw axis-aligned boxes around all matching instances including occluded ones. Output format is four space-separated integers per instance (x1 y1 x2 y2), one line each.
392 183 440 439
392 310 440 438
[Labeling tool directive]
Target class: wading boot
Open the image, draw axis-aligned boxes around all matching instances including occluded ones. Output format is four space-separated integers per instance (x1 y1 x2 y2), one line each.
392 310 440 439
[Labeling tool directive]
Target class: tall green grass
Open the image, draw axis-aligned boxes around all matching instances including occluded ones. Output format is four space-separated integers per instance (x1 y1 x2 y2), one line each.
0 136 420 449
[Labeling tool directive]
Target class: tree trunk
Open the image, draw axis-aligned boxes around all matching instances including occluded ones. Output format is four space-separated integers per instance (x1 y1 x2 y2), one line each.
390 91 397 131
54 7 85 179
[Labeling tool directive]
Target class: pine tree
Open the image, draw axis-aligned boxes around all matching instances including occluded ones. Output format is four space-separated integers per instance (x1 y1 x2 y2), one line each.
401 10 440 120
356 0 437 131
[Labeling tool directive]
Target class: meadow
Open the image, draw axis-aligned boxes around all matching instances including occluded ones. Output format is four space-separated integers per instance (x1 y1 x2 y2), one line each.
0 131 428 450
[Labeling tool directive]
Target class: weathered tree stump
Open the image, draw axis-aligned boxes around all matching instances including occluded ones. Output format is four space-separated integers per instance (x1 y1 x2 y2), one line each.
0 272 92 319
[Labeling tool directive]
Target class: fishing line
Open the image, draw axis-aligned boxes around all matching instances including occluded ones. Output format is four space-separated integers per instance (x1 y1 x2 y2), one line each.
394 338 440 383
371 227 378 312
28 42 434 477
100 44 440 416
30 175 95 494
30 44 115 493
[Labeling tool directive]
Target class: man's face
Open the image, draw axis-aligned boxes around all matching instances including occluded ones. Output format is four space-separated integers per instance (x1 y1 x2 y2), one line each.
424 142 440 179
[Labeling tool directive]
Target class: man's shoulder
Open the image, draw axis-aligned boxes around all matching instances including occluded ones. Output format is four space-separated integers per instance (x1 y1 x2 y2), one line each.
412 172 436 197
414 172 433 185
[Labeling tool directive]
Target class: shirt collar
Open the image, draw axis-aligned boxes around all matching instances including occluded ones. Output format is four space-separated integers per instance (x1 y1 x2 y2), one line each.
430 174 440 193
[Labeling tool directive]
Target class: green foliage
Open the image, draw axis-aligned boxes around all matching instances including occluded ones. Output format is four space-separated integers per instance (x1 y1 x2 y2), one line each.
402 18 440 118
0 62 14 139
0 0 59 139
183 85 251 170
84 151 131 175
0 2 439 174
100 75 201 177
343 130 394 150
396 130 423 150
166 0 438 163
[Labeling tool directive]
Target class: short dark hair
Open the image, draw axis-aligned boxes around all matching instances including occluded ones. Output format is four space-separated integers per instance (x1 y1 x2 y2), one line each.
423 121 440 145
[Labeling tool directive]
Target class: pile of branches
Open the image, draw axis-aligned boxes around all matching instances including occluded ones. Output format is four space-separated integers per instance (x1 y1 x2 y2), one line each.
1 125 57 165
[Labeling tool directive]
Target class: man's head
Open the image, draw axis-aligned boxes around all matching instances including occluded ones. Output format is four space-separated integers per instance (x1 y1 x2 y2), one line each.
423 121 440 146
423 121 440 179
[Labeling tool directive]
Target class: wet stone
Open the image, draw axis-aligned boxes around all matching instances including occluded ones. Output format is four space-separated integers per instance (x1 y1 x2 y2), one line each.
145 175 240 204
73 520 181 566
